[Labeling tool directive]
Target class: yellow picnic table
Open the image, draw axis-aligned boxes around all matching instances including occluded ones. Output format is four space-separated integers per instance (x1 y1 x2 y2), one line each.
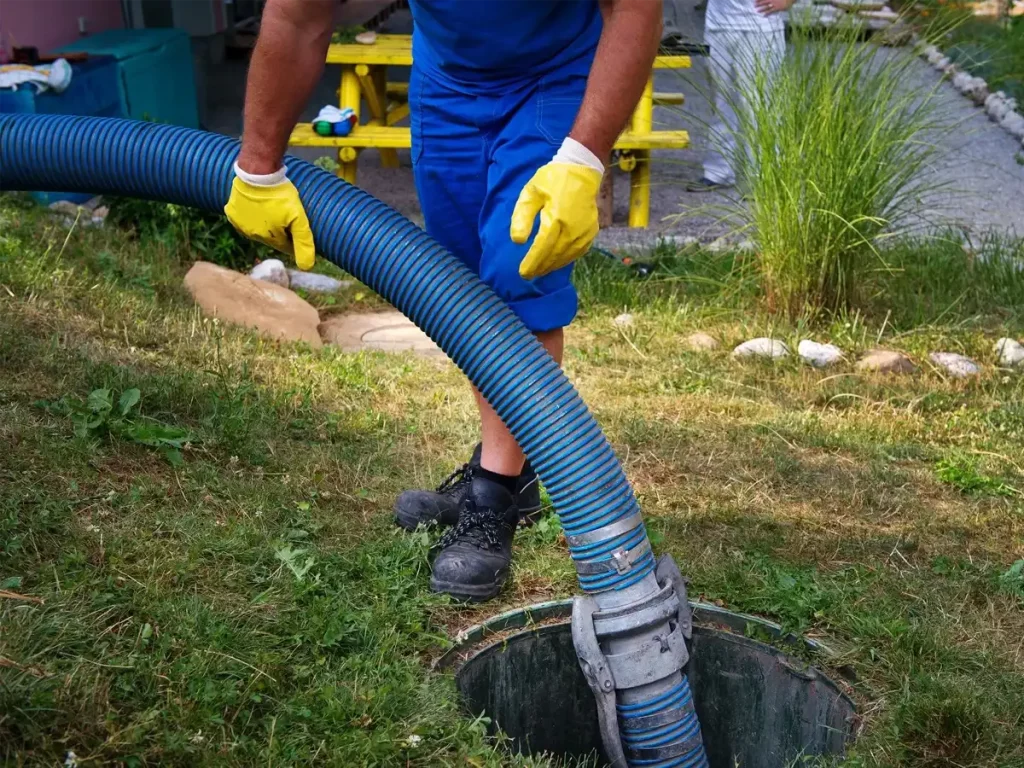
289 34 690 228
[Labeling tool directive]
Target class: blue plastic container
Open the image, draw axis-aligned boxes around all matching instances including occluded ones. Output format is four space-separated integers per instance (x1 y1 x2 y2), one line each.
56 28 199 128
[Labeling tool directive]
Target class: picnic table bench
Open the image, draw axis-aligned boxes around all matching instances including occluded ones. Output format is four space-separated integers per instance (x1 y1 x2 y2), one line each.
289 35 690 228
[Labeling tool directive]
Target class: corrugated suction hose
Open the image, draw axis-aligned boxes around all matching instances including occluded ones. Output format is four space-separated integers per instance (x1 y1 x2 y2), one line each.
0 114 706 767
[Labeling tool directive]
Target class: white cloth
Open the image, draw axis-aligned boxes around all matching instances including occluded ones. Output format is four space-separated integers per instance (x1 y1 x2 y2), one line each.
552 136 605 174
706 0 785 33
233 162 287 187
702 28 784 185
0 58 72 94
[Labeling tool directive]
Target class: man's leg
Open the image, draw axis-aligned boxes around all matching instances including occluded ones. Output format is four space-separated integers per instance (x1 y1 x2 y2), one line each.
474 328 564 476
424 68 587 602
702 29 739 187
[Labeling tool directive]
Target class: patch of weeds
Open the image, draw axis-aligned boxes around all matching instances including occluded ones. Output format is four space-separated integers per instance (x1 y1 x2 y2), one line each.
893 675 997 765
934 455 1014 496
998 559 1024 600
106 198 271 271
38 387 191 466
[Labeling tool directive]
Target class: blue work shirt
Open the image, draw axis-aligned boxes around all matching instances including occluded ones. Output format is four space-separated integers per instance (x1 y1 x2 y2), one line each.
409 0 602 90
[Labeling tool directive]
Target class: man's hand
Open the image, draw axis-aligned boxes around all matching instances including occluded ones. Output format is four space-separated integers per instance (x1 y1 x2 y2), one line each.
224 0 331 268
512 138 603 280
225 165 315 270
755 0 794 15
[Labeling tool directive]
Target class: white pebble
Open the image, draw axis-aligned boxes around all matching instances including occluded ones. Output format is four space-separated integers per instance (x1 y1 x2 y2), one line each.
732 338 790 360
249 259 290 288
1000 111 1024 140
995 338 1024 367
286 270 353 293
798 340 844 367
929 352 980 378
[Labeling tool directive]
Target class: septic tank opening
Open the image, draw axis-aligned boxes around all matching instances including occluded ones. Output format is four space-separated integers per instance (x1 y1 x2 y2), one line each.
437 601 858 768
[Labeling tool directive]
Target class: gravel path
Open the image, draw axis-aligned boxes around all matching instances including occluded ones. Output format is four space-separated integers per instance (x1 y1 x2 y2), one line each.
208 9 1023 250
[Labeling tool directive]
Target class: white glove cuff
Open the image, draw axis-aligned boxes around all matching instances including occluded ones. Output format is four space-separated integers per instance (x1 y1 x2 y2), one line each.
552 137 605 175
233 162 288 187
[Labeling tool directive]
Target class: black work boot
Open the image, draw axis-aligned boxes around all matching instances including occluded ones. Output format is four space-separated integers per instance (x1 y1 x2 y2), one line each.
429 476 519 602
393 444 541 531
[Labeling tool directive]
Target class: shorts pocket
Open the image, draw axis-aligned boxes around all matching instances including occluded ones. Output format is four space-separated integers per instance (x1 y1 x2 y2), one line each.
535 75 586 146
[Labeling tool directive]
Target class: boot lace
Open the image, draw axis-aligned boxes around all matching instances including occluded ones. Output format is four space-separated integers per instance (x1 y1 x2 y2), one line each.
436 462 474 495
436 498 506 552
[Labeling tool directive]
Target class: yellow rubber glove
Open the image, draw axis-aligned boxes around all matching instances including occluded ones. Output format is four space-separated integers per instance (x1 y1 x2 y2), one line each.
224 165 316 271
511 139 604 280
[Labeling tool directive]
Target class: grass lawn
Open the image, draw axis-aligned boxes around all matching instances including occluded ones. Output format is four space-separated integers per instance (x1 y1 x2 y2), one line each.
1 196 1023 767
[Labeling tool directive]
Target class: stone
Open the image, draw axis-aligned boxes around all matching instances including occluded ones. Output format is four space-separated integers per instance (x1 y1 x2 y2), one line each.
732 337 790 360
935 56 953 73
922 45 942 64
48 200 83 217
929 352 980 378
1000 111 1024 140
967 77 990 106
995 337 1024 367
735 239 756 253
861 6 899 20
855 349 915 374
952 71 972 93
183 261 322 347
286 269 352 293
684 331 720 351
319 310 443 357
612 313 635 328
987 93 1017 123
798 340 844 367
249 258 290 288
91 205 109 225
355 30 377 45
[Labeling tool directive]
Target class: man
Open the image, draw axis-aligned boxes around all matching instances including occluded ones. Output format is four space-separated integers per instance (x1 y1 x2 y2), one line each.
225 0 662 602
689 0 792 190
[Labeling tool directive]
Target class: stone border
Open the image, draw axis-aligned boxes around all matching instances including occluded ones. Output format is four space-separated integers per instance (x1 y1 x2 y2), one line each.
913 34 1024 153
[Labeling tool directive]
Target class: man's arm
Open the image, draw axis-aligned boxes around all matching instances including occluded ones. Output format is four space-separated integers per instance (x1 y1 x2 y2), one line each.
224 0 334 270
237 0 336 174
571 0 664 162
511 0 662 279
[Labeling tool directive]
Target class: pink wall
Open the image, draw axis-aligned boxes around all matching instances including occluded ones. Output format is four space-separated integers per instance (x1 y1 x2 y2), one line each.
1 0 125 56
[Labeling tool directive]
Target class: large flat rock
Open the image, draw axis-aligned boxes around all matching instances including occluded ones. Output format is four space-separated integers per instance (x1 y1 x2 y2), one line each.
319 310 443 357
183 261 322 347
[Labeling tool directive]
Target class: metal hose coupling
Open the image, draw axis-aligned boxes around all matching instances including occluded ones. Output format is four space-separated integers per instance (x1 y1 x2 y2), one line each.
572 550 706 767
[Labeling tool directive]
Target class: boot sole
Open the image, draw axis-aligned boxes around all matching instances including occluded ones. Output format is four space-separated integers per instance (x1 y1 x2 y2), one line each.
430 576 504 603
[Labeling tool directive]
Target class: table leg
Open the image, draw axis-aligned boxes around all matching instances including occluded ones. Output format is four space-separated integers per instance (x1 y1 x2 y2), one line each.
598 172 613 229
339 65 361 184
374 67 399 169
628 77 654 228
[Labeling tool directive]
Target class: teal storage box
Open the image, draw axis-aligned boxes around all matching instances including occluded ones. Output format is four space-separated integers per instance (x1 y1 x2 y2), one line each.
56 28 199 128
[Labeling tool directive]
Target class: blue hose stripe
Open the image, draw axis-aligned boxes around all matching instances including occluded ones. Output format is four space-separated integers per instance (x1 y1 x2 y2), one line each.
0 114 708 767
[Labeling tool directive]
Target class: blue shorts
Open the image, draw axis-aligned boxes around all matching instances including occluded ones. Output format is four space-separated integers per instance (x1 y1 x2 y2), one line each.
409 67 587 332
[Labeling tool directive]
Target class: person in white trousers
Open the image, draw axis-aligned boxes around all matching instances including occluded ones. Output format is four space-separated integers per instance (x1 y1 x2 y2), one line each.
691 0 794 190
